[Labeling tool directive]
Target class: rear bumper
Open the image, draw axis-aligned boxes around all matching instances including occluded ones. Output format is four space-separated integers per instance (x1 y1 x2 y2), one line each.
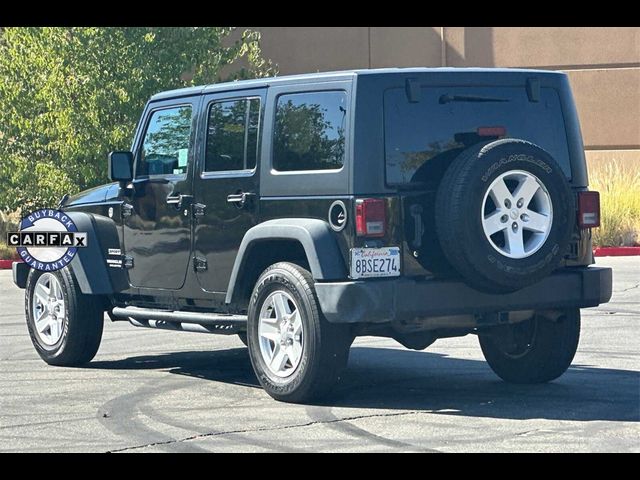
315 267 613 324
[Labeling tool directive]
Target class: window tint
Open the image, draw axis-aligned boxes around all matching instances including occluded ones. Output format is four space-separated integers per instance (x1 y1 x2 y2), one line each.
138 106 192 177
384 86 571 186
205 98 261 172
273 91 346 172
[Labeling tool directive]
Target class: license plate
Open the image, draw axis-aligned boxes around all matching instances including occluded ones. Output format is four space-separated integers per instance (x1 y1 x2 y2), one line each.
350 247 401 279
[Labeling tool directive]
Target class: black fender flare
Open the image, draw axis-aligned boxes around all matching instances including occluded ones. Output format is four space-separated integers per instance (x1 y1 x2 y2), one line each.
64 212 128 295
225 218 347 304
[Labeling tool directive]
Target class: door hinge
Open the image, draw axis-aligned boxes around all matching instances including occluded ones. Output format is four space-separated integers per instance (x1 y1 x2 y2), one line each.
121 203 133 219
193 203 206 218
409 204 424 249
194 256 208 272
123 255 134 269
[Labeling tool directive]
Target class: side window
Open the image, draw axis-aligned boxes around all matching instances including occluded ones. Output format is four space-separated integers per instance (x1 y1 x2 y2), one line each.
205 98 261 173
137 106 193 177
273 91 346 172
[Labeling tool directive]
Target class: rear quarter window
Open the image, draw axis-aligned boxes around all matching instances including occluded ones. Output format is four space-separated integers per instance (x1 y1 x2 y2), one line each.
384 86 571 186
273 91 347 172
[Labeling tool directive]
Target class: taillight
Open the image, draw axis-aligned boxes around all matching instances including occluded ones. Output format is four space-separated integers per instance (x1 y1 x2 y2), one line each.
578 191 601 228
355 198 386 237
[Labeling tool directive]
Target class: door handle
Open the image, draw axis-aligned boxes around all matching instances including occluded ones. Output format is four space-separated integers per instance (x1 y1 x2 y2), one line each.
166 194 193 209
227 192 255 208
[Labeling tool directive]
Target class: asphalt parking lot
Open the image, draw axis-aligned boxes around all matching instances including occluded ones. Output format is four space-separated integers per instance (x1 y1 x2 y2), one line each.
0 257 638 452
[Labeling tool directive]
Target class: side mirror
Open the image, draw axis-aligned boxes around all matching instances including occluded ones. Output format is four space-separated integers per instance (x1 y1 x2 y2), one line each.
108 151 134 183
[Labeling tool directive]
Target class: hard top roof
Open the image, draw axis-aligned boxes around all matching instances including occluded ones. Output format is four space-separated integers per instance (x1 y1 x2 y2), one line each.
150 67 563 102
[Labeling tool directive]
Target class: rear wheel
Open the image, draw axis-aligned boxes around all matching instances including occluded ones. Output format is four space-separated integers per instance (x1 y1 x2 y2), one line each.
479 309 580 384
247 262 351 403
25 268 104 366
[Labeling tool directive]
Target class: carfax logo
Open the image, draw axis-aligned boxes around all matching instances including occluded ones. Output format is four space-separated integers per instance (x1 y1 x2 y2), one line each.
6 209 88 272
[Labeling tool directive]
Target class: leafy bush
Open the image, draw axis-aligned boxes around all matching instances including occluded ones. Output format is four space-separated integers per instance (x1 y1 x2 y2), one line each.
589 158 640 247
0 243 19 261
0 27 275 213
0 210 20 259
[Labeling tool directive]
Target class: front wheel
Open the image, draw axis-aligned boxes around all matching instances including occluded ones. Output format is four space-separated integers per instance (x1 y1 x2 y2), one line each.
247 262 351 403
479 309 580 384
25 268 104 366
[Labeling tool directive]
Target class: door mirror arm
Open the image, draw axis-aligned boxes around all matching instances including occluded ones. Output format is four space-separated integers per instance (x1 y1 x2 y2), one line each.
121 182 135 198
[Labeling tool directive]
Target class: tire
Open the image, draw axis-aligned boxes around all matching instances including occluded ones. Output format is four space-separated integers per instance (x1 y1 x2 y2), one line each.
404 193 458 278
25 268 104 366
479 309 580 384
247 262 351 403
435 139 574 293
237 332 248 347
406 147 465 278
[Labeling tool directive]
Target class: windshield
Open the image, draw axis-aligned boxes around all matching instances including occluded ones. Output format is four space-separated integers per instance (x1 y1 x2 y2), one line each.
384 86 571 186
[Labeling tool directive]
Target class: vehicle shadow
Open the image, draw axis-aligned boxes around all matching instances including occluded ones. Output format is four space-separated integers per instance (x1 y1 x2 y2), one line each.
89 346 640 422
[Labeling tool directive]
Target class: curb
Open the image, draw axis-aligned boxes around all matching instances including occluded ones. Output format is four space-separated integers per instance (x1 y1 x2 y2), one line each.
0 259 20 270
594 247 640 257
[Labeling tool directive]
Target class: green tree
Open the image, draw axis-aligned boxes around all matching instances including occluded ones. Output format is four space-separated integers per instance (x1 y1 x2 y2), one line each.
0 27 275 212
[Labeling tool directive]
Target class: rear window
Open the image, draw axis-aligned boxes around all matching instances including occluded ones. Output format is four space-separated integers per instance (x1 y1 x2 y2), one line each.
384 86 571 186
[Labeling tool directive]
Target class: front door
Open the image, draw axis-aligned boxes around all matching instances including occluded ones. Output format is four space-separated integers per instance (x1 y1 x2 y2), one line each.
123 99 199 289
193 90 265 293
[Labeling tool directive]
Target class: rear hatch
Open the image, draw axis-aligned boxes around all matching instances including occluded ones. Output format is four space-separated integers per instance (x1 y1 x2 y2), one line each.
352 70 592 279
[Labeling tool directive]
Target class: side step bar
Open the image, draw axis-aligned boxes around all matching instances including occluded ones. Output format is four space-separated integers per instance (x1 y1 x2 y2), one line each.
111 306 247 335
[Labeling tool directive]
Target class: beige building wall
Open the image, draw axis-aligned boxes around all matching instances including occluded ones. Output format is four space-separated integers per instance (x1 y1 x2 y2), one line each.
250 27 640 167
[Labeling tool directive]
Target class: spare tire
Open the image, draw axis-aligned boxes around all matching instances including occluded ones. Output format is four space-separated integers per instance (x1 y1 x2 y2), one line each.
435 139 574 293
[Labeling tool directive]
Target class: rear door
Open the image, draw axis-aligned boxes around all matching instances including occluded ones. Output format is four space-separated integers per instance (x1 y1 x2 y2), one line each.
192 89 265 293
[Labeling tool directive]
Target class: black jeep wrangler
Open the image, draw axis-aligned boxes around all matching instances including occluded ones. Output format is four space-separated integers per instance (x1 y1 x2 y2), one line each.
13 68 612 403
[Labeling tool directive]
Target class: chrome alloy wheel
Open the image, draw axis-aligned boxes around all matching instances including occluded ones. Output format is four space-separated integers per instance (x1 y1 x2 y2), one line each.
32 273 66 346
258 291 303 378
482 170 553 259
